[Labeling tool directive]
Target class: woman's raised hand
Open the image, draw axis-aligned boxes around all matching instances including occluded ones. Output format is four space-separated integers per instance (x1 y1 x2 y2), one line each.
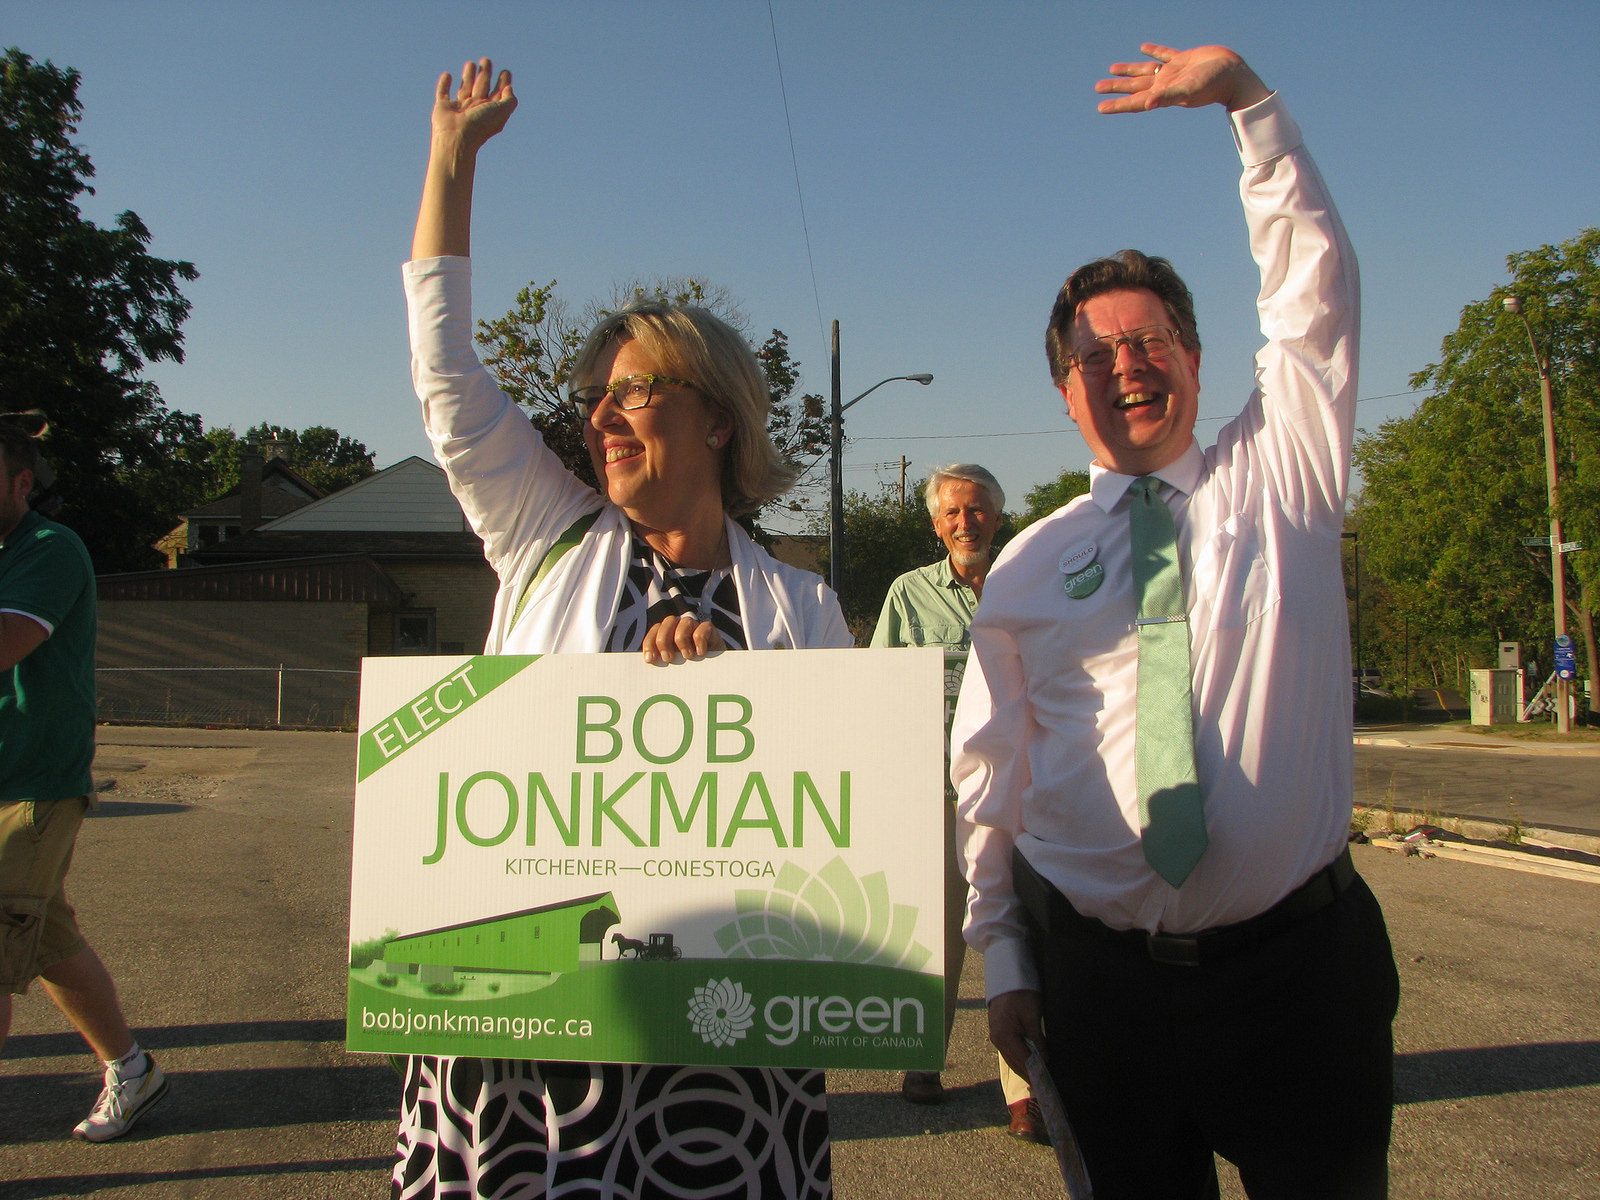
413 58 515 260
432 58 517 151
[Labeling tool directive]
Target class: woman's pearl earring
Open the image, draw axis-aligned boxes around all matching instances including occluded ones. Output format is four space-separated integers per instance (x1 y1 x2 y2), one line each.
706 435 720 449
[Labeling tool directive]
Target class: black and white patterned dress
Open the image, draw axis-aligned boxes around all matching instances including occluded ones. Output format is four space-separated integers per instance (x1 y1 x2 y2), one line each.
603 537 746 654
392 534 832 1200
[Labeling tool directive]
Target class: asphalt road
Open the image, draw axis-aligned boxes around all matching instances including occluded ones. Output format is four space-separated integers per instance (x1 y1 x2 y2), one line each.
0 729 1595 1198
1352 743 1600 837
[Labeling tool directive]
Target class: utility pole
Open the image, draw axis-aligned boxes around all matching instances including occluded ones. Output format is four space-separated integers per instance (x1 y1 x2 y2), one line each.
898 456 909 508
1342 530 1360 696
829 321 843 593
1505 295 1572 733
825 321 933 594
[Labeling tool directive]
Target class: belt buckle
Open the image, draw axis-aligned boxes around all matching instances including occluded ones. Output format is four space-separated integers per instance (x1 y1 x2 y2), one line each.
1145 932 1201 967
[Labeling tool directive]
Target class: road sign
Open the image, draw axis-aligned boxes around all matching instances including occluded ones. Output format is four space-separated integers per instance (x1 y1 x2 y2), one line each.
1558 541 1584 553
1554 635 1577 680
1521 537 1552 546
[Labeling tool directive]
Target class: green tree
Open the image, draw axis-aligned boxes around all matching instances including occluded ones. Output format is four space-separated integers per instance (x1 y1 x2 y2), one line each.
811 485 942 641
475 278 826 514
474 279 592 486
1354 228 1600 697
198 423 377 497
0 48 205 571
752 328 828 492
1017 467 1091 529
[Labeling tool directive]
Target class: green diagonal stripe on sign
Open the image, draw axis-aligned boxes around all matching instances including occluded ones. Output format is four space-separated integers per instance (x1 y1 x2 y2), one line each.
357 656 539 781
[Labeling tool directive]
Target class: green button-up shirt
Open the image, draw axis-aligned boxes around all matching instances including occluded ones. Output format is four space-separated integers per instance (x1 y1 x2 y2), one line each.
870 557 978 652
873 559 983 799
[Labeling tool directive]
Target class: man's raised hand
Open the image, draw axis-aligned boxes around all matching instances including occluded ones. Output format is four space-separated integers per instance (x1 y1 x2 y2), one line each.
1095 43 1269 115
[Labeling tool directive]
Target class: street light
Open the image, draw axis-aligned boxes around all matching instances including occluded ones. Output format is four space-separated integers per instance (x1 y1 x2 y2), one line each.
1503 294 1571 733
828 318 933 592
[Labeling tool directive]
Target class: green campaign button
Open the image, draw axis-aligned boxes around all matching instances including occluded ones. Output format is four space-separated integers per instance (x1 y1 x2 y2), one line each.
1063 561 1104 598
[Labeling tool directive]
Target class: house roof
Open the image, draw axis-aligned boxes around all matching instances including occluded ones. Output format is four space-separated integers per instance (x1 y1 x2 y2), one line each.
97 554 409 604
262 455 471 534
182 458 323 520
165 455 487 566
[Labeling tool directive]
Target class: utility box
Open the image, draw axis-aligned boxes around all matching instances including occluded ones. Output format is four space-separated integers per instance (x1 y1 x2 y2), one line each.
1498 641 1523 669
1469 669 1520 726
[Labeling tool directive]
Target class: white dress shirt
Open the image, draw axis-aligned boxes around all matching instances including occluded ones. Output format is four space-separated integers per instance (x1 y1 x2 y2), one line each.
952 92 1360 1000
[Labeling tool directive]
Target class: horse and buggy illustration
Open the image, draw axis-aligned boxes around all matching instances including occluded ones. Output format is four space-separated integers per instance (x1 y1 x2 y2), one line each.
610 932 683 961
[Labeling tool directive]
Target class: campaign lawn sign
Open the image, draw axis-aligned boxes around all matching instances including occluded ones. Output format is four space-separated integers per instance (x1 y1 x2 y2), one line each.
346 648 945 1070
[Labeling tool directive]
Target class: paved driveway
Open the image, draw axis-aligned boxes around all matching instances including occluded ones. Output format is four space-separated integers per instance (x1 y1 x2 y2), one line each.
0 729 1595 1198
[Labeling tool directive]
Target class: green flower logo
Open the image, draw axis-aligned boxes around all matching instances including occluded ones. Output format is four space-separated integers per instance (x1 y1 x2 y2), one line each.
713 856 930 969
687 977 755 1048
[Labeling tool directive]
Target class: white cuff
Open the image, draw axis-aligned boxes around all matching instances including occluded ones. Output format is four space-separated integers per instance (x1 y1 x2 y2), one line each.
403 255 471 278
1229 91 1303 167
980 933 1040 1000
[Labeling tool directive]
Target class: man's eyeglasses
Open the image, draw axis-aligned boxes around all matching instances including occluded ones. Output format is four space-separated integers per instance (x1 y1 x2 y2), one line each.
1067 326 1183 376
568 374 698 421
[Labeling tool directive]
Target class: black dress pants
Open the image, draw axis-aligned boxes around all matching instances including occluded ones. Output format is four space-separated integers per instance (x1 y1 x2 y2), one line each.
1030 871 1399 1200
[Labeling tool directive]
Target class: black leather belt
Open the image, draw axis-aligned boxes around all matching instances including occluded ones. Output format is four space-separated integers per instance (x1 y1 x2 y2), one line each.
1013 846 1357 968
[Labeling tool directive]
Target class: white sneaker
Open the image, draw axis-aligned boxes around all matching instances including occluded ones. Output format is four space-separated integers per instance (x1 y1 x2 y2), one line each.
72 1055 169 1142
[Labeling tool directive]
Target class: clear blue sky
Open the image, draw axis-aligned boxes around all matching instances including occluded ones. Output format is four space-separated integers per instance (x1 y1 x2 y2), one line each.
6 2 1597 532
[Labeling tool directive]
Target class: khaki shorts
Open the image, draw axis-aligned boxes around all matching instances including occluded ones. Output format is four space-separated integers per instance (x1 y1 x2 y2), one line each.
0 797 90 993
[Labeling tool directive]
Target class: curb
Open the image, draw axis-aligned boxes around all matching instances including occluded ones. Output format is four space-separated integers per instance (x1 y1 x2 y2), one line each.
1362 833 1600 885
1353 735 1600 756
1353 804 1600 860
1353 728 1600 756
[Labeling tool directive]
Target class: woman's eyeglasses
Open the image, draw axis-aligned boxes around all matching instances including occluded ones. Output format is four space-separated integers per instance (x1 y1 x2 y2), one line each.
568 374 698 421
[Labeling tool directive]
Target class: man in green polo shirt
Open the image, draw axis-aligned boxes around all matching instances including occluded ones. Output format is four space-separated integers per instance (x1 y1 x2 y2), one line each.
0 414 168 1141
871 464 1040 1140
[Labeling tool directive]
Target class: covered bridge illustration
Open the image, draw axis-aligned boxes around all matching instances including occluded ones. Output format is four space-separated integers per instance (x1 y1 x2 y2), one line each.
379 892 620 984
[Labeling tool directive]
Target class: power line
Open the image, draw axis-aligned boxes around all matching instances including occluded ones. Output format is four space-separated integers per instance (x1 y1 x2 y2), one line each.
851 390 1429 443
1358 390 1428 402
766 1 826 345
854 428 1072 442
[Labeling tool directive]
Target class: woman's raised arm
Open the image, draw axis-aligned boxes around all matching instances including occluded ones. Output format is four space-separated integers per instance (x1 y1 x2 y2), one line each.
412 58 517 260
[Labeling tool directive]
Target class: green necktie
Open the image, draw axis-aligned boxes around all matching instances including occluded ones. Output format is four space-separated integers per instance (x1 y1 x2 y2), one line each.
1128 476 1207 887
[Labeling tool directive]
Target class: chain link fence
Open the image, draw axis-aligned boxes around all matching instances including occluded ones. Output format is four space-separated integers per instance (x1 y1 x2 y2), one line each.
97 666 360 730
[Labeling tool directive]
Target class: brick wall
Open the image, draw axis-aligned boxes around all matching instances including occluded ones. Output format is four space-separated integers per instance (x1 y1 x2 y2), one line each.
99 600 368 669
381 560 496 655
96 600 368 727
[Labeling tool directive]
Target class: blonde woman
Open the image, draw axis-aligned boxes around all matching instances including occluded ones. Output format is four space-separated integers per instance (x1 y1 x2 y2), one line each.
397 59 849 1199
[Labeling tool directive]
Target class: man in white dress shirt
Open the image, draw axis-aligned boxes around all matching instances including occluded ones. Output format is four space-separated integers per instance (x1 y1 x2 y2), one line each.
953 43 1398 1198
